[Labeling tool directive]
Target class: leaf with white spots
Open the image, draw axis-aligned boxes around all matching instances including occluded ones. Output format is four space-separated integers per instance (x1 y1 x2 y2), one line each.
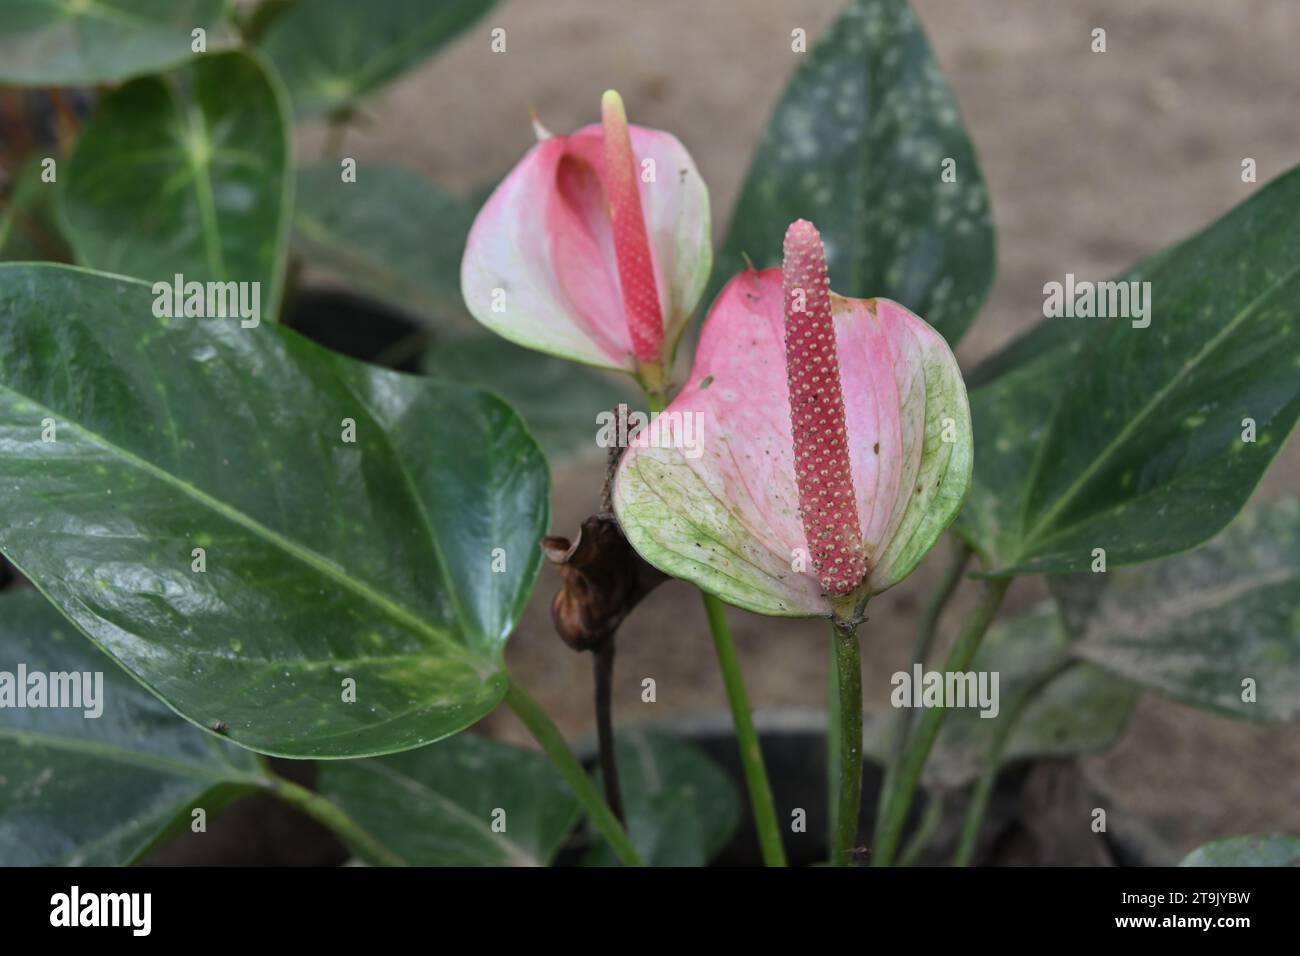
0 590 265 866
0 263 549 758
713 0 995 347
59 50 294 318
317 733 580 866
956 165 1300 573
1050 499 1300 722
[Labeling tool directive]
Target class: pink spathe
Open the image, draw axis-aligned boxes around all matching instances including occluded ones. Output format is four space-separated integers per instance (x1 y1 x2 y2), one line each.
460 91 710 375
614 227 972 619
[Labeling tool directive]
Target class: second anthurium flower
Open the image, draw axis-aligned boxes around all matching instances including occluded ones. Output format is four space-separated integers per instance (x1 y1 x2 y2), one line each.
460 90 711 396
614 220 973 623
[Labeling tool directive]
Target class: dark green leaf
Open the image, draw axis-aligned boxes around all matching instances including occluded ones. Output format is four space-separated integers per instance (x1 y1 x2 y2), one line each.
956 166 1300 573
712 0 994 346
317 733 580 866
0 589 264 865
1052 499 1300 722
0 0 229 86
60 50 293 317
294 163 471 327
1180 834 1300 867
424 336 633 460
0 263 548 757
584 728 741 866
261 0 499 117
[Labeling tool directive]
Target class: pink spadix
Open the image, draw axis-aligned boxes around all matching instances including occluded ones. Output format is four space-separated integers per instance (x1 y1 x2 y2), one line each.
602 90 664 364
614 218 973 619
782 220 867 596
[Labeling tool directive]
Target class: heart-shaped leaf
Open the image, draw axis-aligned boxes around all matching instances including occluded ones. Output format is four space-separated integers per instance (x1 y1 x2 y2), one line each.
865 604 1137 788
0 589 265 865
1051 499 1300 722
956 165 1300 573
583 728 740 867
1180 834 1300 867
293 163 473 328
0 263 548 757
424 336 633 461
0 0 229 86
59 50 293 317
260 0 500 117
712 0 994 347
317 733 580 866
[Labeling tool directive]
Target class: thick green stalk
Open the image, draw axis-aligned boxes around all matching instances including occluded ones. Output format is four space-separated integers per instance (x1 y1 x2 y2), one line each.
875 541 971 843
826 639 842 845
265 772 407 867
830 621 863 865
702 591 788 866
872 576 1011 867
504 678 645 866
952 657 1077 866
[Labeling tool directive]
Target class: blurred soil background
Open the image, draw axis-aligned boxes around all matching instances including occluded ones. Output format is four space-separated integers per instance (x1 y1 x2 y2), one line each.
298 0 1300 856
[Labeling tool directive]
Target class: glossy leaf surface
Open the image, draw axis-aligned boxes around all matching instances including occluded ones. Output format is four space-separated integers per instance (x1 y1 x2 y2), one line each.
957 167 1300 573
0 590 263 865
713 0 994 347
0 263 548 758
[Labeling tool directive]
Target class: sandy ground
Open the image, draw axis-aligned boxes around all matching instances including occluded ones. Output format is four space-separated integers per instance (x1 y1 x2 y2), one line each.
300 0 1300 854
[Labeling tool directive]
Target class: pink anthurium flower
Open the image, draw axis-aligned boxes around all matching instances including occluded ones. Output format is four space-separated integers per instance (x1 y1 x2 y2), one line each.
613 220 972 622
460 90 711 395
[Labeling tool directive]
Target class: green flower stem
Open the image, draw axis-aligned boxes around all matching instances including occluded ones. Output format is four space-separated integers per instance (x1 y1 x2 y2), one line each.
504 676 645 867
263 769 407 867
875 540 971 844
830 620 863 865
826 639 842 845
952 656 1077 866
872 576 1011 867
897 789 946 867
703 591 788 866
